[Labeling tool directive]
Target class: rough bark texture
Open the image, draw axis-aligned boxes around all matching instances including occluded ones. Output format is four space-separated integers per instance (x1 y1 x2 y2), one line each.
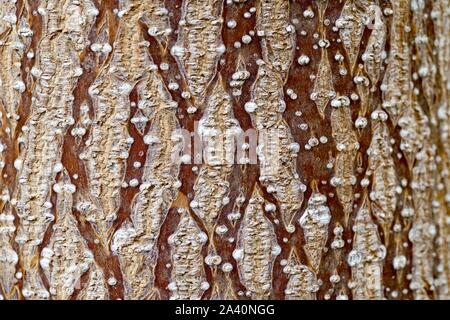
0 0 450 300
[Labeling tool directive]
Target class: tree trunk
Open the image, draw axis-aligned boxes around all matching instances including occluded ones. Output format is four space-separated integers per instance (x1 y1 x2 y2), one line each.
0 0 449 300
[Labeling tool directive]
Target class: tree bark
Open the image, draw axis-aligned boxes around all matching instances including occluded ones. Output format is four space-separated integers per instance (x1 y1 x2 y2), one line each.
0 0 449 300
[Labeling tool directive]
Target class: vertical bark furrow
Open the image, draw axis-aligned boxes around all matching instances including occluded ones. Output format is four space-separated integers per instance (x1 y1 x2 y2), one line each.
192 76 241 235
172 0 225 108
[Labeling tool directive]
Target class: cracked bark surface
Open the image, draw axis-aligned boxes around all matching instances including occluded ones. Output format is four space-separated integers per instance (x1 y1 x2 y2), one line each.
0 0 450 300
